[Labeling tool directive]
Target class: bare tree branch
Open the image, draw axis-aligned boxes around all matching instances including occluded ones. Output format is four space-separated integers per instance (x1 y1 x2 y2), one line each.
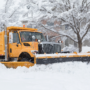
60 17 77 34
72 13 79 33
67 0 71 9
9 2 29 18
40 24 78 43
5 0 8 13
9 7 19 18
81 23 90 40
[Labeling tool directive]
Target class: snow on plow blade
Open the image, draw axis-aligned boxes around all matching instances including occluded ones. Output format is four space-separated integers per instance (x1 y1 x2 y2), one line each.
36 52 90 64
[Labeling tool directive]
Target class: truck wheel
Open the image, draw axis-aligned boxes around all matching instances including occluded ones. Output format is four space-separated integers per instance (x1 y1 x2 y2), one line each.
21 57 33 62
18 52 34 63
21 57 31 61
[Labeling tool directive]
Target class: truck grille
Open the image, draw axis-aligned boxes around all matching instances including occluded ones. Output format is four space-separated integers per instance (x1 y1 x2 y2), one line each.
38 43 61 54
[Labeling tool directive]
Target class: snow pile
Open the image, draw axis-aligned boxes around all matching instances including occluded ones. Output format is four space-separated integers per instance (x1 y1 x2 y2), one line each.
82 46 90 52
62 44 78 52
62 45 90 53
0 62 90 90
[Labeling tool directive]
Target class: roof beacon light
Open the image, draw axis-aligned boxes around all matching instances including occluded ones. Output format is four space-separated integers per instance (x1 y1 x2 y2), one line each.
23 25 25 28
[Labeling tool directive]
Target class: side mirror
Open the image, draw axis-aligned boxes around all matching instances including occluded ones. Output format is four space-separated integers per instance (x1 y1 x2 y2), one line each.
9 32 13 43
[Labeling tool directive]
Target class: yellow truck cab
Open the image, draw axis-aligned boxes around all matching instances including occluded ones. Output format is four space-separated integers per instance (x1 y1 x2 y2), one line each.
8 26 46 62
0 26 46 63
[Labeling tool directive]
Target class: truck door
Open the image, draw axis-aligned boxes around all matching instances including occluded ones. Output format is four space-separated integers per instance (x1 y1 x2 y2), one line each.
9 32 22 57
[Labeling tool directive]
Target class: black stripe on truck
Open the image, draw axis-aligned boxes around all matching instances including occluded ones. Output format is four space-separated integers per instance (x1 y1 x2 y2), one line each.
36 57 90 64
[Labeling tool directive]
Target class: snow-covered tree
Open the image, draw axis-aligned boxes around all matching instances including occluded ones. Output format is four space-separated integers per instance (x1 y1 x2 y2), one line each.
0 0 28 29
32 0 90 52
58 0 90 52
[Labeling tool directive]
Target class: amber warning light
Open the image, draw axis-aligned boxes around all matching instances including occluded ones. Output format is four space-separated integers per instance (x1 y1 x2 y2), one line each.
23 25 25 28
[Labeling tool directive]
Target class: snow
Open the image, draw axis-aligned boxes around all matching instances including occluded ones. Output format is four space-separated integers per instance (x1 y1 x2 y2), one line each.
0 62 90 90
82 46 90 52
36 52 90 58
0 46 90 90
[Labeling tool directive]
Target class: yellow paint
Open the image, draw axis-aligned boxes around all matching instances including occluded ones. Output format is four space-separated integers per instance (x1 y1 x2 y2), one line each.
73 52 77 54
0 31 5 55
9 42 38 58
55 52 58 54
0 62 35 68
7 26 37 31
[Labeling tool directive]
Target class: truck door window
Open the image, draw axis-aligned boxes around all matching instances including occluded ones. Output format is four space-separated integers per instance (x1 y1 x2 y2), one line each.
13 33 20 43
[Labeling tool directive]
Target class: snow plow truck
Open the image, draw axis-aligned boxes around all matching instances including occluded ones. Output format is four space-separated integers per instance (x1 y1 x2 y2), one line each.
0 26 90 68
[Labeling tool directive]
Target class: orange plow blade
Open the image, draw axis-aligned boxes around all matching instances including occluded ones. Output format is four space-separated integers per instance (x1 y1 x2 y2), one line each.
0 62 34 68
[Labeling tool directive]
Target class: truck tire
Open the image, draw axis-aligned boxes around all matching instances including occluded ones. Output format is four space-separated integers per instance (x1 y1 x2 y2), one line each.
18 52 34 63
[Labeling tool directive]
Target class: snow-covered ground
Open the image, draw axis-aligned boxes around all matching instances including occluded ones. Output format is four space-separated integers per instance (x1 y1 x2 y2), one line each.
82 46 90 52
0 62 90 90
0 46 90 90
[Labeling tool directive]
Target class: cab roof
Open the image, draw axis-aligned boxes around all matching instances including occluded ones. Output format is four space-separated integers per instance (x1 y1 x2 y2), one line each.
7 26 37 31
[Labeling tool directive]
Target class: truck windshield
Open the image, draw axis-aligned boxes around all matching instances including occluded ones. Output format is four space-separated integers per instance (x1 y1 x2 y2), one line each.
20 31 46 42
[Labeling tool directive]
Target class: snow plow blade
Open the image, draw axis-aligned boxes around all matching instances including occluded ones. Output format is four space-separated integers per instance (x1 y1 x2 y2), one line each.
0 52 90 68
35 52 90 64
0 62 34 68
